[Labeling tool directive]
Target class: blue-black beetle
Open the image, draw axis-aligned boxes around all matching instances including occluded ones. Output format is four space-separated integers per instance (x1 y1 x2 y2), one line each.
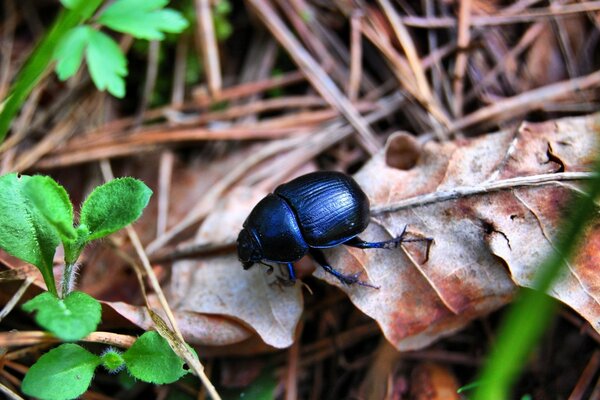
237 171 427 287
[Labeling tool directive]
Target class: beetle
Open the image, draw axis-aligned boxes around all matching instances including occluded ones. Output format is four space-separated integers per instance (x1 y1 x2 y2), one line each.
237 171 429 287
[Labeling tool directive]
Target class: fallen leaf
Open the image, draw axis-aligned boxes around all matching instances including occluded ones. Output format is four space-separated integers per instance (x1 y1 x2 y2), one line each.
165 186 303 348
315 113 599 350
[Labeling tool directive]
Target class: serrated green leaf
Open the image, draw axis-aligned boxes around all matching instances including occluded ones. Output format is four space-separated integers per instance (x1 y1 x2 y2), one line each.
22 343 101 400
0 173 59 295
53 26 89 81
23 175 76 242
79 177 152 241
85 29 127 98
123 331 188 384
22 291 101 341
99 0 189 40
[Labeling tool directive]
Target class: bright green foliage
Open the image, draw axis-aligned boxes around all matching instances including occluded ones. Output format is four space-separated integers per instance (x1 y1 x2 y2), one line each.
53 26 90 81
0 173 60 295
213 0 233 41
0 0 103 143
55 26 127 98
59 0 100 19
22 291 102 341
123 331 189 384
86 29 127 98
80 177 152 241
22 344 101 400
101 348 125 373
23 175 76 242
52 0 188 98
99 0 189 40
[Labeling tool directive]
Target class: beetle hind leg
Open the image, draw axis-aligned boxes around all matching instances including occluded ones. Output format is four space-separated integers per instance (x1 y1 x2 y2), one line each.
309 249 379 289
344 226 433 261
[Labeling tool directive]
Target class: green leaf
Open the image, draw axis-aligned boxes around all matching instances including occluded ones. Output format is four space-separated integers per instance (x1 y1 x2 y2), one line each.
0 1 102 143
22 291 102 341
53 26 89 81
23 175 76 242
123 331 188 384
99 0 189 40
0 173 59 295
86 29 127 98
222 368 277 400
79 177 152 241
22 343 101 400
59 0 100 19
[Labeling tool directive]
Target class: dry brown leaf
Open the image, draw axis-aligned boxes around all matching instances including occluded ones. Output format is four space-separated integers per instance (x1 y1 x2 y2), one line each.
315 113 599 350
167 186 303 348
106 301 252 346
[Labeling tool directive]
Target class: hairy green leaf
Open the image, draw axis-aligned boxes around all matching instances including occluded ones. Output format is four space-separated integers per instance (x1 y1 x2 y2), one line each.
23 175 76 242
22 291 102 341
99 0 189 40
0 173 59 295
79 177 152 241
22 343 101 400
86 29 127 98
53 26 89 81
123 331 188 384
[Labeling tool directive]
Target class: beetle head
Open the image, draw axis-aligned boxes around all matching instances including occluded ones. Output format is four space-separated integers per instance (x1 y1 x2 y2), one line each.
237 228 263 269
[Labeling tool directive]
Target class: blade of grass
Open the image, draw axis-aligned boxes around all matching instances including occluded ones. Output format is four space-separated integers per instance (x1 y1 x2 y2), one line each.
473 116 600 399
0 0 102 143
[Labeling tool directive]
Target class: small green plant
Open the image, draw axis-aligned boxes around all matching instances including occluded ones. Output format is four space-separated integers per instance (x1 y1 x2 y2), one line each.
55 0 189 98
21 331 191 400
0 0 189 142
0 173 151 339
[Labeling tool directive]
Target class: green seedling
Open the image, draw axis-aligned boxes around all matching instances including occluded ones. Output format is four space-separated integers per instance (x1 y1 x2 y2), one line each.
55 0 189 98
22 332 191 400
0 173 151 340
0 0 189 143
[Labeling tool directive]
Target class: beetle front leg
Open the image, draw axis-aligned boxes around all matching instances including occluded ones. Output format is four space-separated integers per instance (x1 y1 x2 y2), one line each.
309 249 379 289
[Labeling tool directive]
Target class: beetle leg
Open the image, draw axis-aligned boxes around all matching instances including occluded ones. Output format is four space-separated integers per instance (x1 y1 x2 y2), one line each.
309 249 379 289
286 263 297 282
344 228 434 262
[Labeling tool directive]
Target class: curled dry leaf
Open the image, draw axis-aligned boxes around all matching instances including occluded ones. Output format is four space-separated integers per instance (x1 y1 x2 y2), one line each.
316 113 600 350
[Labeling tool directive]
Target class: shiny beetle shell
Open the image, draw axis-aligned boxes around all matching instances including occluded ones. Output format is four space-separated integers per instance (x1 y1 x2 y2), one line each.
274 172 370 247
237 171 370 266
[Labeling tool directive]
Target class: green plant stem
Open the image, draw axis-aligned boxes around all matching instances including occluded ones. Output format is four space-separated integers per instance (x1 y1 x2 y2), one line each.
473 129 600 399
60 262 77 298
0 1 102 143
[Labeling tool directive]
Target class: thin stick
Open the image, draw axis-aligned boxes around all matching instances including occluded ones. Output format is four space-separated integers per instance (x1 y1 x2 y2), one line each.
247 0 380 155
348 10 363 101
99 161 221 400
0 277 33 322
569 350 600 400
400 1 600 28
195 0 222 97
446 69 600 135
452 0 472 117
0 382 24 400
0 331 136 348
371 171 595 215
